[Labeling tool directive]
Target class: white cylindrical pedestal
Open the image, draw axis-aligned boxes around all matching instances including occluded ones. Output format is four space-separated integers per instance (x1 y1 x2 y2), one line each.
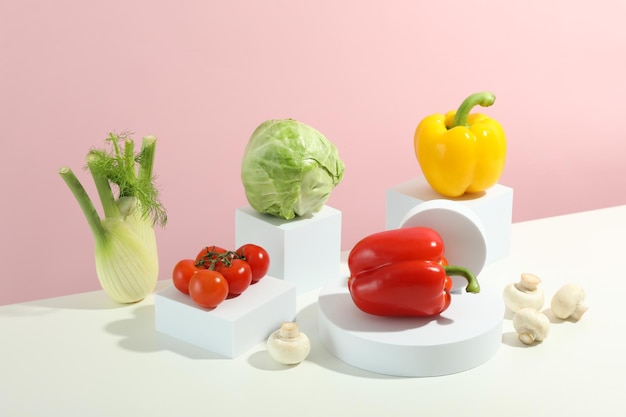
318 192 505 376
317 276 504 377
399 199 487 292
386 177 513 266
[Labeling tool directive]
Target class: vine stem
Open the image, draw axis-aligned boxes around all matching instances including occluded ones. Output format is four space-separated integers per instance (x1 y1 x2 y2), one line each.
195 247 241 269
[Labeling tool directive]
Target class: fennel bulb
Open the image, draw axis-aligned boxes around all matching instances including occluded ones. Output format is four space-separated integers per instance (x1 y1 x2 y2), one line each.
59 133 166 303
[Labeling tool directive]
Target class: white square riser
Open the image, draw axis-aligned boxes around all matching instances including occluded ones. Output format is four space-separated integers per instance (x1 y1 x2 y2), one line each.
235 205 342 293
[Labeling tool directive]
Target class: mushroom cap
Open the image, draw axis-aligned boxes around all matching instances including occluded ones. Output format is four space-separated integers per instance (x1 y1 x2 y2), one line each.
502 277 545 313
513 307 550 345
551 284 588 321
267 323 311 365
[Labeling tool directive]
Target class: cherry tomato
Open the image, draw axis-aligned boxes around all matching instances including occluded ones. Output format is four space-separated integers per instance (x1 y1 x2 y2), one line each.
215 259 252 296
188 269 229 309
172 258 199 295
195 245 228 269
236 244 270 283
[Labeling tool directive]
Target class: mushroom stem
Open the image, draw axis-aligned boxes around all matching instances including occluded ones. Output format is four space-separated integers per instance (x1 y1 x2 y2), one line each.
517 273 541 292
278 322 300 339
569 304 589 321
518 331 535 345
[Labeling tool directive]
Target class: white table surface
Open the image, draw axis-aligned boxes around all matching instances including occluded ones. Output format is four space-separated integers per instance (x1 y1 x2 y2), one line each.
1 206 624 417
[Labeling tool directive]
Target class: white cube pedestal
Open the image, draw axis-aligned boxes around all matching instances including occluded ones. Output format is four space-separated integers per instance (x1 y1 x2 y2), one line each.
154 277 296 358
318 275 504 377
386 177 513 266
235 205 342 293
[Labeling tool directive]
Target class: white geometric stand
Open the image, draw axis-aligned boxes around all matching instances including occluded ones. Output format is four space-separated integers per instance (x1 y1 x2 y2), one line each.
386 177 513 266
318 183 508 377
317 275 504 377
154 277 296 358
235 205 342 293
399 199 488 292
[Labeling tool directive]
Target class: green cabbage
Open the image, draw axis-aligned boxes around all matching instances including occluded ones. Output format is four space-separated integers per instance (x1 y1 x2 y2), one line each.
241 119 344 219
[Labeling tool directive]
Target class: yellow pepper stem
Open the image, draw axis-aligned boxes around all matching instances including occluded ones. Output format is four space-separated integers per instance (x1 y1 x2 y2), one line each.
451 91 496 128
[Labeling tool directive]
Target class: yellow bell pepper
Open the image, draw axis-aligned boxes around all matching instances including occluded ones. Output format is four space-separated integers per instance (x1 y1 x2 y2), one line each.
414 91 506 197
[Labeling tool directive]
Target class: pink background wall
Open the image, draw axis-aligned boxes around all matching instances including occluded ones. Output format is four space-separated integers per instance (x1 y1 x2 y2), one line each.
2 0 625 305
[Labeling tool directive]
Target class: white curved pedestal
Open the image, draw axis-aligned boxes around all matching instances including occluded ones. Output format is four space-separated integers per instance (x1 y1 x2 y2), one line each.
399 199 487 292
318 276 504 377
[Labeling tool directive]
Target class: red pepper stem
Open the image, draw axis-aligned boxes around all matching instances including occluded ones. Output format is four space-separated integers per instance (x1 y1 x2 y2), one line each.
443 265 480 294
451 91 496 128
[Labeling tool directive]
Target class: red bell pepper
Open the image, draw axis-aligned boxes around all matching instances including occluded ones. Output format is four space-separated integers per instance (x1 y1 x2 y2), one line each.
347 227 480 317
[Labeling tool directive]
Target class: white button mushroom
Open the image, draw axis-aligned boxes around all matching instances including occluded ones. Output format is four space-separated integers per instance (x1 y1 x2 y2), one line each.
513 307 550 345
502 273 545 313
267 322 311 365
550 284 588 321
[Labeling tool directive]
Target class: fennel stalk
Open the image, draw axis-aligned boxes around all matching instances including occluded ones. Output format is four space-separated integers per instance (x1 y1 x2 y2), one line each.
59 133 166 303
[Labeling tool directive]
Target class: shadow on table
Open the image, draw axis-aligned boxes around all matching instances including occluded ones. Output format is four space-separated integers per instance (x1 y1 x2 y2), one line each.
0 290 135 324
105 304 226 360
104 300 397 373
1 282 173 314
246 301 397 380
101 294 397 373
0 291 127 316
